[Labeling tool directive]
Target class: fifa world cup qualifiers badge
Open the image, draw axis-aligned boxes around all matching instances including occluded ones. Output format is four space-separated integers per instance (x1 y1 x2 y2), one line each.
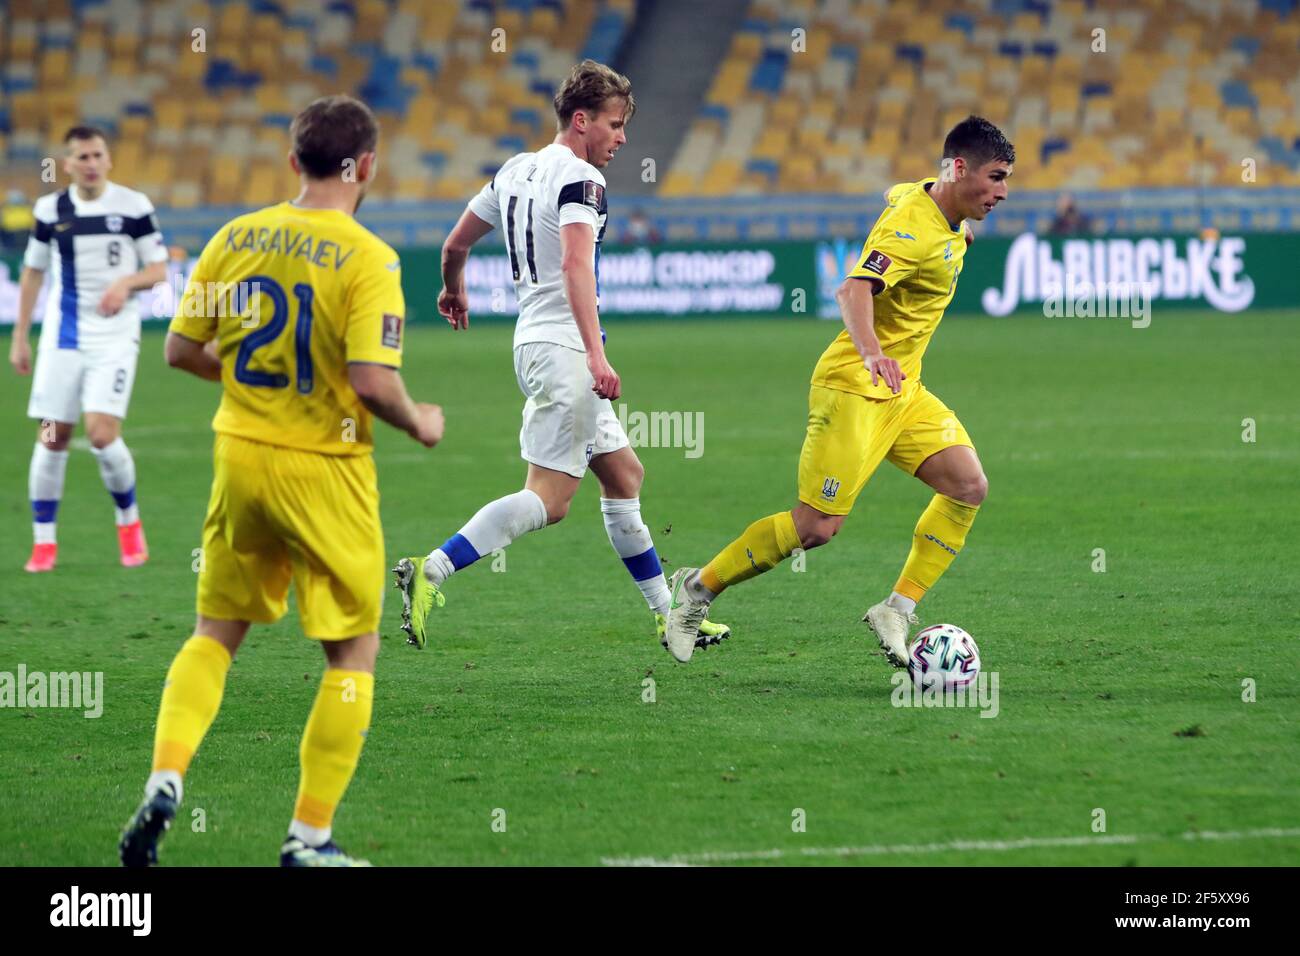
583 181 604 208
862 249 892 275
381 313 403 349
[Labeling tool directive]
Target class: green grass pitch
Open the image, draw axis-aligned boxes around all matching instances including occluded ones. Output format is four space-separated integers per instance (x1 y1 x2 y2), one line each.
2 309 1298 866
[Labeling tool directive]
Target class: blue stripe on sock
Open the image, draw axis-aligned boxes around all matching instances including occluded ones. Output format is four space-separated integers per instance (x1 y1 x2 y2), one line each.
622 546 663 582
110 487 136 510
442 533 482 570
32 499 59 523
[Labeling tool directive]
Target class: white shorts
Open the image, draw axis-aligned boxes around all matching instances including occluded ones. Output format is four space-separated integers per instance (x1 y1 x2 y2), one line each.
513 341 629 478
27 344 139 423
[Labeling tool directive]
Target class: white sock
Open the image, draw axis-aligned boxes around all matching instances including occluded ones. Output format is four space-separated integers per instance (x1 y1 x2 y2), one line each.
600 497 671 616
887 591 917 615
91 437 139 526
685 569 717 604
288 819 331 848
29 443 69 544
145 769 182 804
423 489 547 585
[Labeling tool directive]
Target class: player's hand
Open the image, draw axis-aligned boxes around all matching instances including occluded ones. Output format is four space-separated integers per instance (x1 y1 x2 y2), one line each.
437 287 470 330
865 353 905 394
587 353 621 401
412 402 445 448
98 280 129 317
9 336 31 375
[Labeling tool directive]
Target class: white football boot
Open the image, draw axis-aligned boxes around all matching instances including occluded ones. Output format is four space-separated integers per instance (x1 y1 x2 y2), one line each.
863 601 916 667
663 568 710 663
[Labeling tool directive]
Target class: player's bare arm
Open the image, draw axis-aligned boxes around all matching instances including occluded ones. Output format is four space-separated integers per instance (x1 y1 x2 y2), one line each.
98 260 167 317
8 265 44 374
559 221 619 400
348 361 444 448
835 275 905 394
164 330 222 382
438 208 496 330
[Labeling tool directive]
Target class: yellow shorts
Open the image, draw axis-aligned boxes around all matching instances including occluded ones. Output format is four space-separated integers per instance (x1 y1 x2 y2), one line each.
196 433 385 639
797 382 973 516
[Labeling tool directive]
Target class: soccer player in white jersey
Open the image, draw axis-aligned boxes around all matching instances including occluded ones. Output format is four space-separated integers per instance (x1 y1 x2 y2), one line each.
9 126 168 572
395 60 728 651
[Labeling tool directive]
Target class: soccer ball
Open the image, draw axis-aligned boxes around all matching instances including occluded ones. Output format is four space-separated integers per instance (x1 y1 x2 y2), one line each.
907 623 981 690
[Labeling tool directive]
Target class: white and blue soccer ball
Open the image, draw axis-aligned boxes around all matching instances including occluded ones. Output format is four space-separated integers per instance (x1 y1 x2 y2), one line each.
907 623 981 690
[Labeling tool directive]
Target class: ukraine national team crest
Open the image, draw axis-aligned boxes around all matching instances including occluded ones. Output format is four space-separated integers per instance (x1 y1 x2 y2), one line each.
106 215 123 233
821 476 841 501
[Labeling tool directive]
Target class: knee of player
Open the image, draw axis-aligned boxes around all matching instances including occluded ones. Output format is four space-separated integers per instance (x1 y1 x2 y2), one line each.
623 457 645 493
544 500 571 525
800 522 840 550
37 423 72 451
87 427 119 449
955 473 988 505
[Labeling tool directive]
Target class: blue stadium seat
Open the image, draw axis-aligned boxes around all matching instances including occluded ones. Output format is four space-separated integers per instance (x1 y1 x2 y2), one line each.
945 14 975 39
1082 81 1112 98
830 43 859 63
998 42 1024 59
895 43 924 66
496 135 527 155
749 49 788 94
1041 138 1069 164
582 10 630 64
1219 80 1256 109
510 108 542 131
310 54 339 79
700 103 730 124
1231 36 1261 60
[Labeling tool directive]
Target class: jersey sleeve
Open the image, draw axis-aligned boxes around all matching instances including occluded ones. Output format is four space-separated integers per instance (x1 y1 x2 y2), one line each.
168 228 225 343
344 246 405 368
22 202 54 270
130 198 168 266
846 215 921 292
557 179 604 232
466 178 500 225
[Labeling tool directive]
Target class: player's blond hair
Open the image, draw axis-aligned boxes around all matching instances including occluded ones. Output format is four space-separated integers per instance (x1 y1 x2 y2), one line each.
553 60 635 130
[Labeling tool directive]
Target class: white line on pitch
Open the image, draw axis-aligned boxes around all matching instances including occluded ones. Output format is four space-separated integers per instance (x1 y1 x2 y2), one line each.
600 826 1300 867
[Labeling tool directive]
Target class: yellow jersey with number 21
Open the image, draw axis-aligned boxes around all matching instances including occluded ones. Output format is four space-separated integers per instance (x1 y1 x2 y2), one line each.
811 178 966 401
170 201 405 455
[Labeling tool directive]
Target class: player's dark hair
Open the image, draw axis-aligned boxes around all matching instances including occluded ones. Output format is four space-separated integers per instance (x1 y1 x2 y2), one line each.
64 125 109 146
290 95 379 180
943 115 1016 168
554 59 636 130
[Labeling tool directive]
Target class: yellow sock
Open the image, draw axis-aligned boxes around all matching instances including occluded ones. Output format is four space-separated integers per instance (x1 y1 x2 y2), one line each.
700 511 801 594
152 635 232 775
895 493 980 602
293 668 374 831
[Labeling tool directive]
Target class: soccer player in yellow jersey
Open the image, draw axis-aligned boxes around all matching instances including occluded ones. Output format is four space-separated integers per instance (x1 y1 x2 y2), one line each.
663 116 1014 665
119 96 445 867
